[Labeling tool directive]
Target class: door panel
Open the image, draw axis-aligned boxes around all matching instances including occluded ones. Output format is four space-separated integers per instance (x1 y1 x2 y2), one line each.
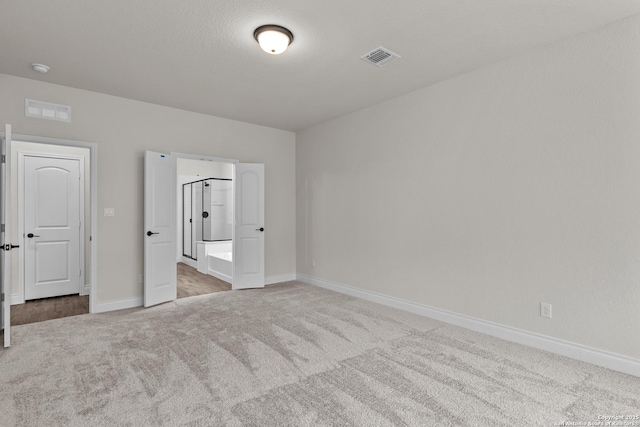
144 151 176 307
24 156 81 300
232 163 264 290
35 241 70 282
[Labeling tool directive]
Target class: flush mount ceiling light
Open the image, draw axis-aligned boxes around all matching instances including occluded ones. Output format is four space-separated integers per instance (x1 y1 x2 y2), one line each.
254 25 293 55
31 63 50 73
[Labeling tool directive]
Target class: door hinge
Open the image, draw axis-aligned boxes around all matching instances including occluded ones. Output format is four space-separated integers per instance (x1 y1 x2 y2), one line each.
1 154 5 164
1 223 4 233
0 293 4 303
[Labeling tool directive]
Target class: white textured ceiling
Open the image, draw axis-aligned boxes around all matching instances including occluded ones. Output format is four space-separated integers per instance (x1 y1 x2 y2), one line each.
2 1 640 131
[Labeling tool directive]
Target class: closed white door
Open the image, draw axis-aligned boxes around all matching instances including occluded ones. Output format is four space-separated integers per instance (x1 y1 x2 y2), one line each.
24 155 82 300
144 151 177 307
232 163 265 290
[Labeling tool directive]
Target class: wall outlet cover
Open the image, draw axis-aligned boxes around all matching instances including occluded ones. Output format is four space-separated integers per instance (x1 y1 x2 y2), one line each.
541 302 552 319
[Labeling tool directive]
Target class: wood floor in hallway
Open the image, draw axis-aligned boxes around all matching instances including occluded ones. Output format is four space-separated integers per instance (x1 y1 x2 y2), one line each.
177 262 231 298
11 294 89 326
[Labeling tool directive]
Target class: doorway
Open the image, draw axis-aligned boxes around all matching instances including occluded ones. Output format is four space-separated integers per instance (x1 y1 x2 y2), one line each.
177 158 233 298
7 137 95 328
143 151 265 307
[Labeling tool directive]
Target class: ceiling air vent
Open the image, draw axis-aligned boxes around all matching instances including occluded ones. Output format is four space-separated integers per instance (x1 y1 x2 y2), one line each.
360 46 400 67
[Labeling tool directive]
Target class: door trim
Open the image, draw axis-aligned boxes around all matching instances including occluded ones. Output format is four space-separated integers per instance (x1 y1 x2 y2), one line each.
17 152 86 303
5 133 98 314
171 152 238 164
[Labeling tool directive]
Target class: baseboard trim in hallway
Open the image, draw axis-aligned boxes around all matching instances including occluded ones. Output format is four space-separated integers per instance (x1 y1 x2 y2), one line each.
297 273 640 378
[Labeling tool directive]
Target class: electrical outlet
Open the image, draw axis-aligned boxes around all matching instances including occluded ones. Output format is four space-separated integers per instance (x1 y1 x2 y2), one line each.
104 208 115 217
541 302 552 319
312 259 316 268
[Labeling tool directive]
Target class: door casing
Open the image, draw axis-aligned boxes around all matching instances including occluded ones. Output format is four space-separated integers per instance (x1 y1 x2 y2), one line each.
3 133 98 313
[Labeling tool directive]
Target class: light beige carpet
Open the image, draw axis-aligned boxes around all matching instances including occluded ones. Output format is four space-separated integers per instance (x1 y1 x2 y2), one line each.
1 282 638 426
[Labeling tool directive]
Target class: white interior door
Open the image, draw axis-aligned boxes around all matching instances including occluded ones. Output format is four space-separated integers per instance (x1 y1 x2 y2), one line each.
232 163 264 290
23 155 82 300
144 151 177 307
1 125 12 347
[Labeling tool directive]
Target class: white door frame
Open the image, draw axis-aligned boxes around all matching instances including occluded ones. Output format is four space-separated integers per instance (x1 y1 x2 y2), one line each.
3 133 98 314
18 151 86 303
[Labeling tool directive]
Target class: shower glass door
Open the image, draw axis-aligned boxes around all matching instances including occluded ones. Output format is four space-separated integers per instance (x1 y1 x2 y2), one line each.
182 177 233 261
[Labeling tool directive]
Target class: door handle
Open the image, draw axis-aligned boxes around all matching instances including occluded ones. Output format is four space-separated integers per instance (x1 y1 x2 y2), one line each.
2 244 19 251
27 233 40 238
256 227 264 232
146 231 160 237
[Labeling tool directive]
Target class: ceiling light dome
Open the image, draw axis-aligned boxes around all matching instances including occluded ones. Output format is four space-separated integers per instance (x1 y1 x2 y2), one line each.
31 63 50 73
254 25 293 55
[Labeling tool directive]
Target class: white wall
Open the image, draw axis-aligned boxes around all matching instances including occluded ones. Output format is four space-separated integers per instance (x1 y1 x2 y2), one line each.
0 73 296 306
297 15 640 359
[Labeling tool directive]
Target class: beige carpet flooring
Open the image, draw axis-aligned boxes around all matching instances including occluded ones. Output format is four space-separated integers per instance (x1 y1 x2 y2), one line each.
1 282 638 426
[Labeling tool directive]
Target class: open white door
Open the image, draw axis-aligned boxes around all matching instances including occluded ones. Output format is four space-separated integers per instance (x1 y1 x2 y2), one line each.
1 125 12 347
232 163 265 290
144 151 177 307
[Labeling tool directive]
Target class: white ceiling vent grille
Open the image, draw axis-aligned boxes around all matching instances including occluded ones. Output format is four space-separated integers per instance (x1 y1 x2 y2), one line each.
25 99 71 122
360 47 400 67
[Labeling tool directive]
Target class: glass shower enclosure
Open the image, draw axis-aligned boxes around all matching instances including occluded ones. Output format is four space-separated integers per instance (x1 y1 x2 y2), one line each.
182 178 232 260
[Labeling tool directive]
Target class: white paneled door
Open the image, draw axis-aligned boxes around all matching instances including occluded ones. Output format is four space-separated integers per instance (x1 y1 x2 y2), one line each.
144 151 177 307
1 125 12 347
24 155 82 300
232 163 265 290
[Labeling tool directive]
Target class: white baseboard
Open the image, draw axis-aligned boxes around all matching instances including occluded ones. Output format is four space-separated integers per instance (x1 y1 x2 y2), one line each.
266 273 297 286
181 257 197 269
208 268 233 284
297 274 640 378
94 297 143 314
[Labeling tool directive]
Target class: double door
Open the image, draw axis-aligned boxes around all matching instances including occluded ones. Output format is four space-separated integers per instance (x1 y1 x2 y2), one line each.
145 152 266 308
